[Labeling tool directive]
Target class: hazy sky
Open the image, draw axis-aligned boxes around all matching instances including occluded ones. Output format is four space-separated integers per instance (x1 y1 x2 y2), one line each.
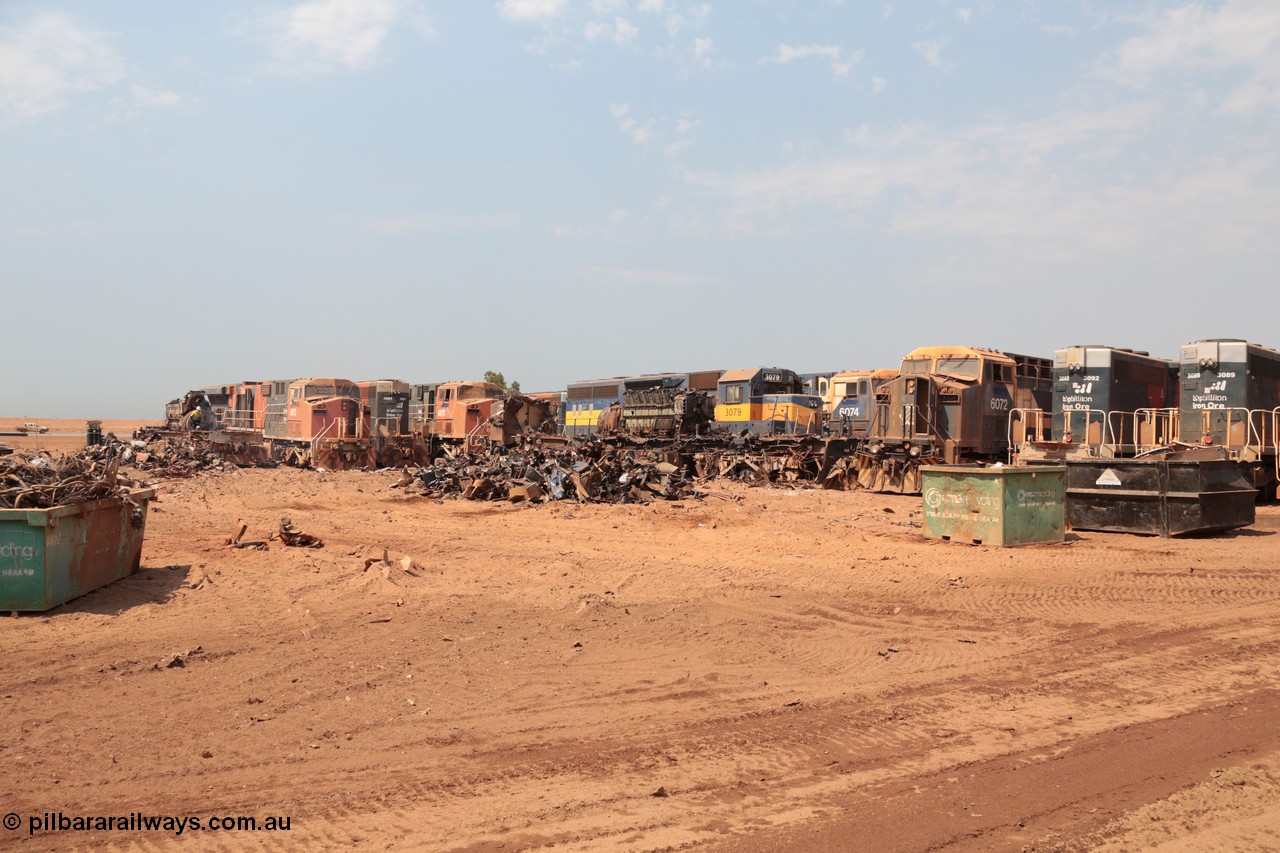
3 0 1277 417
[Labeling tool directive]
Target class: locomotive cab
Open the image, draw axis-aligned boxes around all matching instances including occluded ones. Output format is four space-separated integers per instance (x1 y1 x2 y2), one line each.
825 368 898 437
715 367 824 435
282 379 364 441
859 347 1051 491
432 381 505 443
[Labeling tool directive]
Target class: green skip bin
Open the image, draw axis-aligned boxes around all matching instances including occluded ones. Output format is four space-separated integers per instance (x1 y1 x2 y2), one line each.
921 465 1066 547
0 489 155 612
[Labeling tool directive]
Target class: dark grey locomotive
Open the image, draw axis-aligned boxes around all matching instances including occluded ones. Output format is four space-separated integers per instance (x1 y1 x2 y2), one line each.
1053 346 1178 450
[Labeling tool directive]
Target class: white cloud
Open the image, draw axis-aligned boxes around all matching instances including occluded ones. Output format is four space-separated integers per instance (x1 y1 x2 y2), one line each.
610 102 654 144
614 17 639 43
1108 0 1280 113
609 208 627 224
579 266 722 286
764 43 860 77
610 102 700 153
370 212 521 234
257 0 405 75
663 138 695 157
497 0 568 22
843 123 872 144
130 85 184 110
586 17 639 44
957 8 972 25
913 36 951 71
0 11 125 119
664 112 700 157
622 117 654 144
409 12 438 40
664 3 710 36
503 1 710 66
680 97 1279 258
872 75 888 93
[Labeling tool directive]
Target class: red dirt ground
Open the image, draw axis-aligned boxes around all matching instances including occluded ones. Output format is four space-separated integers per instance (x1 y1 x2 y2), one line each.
3 423 1280 851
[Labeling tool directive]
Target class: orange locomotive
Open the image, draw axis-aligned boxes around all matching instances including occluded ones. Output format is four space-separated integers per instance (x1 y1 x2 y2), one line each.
210 377 376 469
428 380 559 454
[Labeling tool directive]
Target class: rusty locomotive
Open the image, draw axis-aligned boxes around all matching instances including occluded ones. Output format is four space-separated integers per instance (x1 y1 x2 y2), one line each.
844 347 1053 493
145 337 1280 494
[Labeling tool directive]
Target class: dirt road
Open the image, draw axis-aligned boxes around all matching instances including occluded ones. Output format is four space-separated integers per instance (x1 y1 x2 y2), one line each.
2 465 1280 851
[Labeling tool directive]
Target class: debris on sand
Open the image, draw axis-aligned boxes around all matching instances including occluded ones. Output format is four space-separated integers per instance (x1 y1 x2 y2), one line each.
279 517 324 548
226 520 269 551
157 646 204 670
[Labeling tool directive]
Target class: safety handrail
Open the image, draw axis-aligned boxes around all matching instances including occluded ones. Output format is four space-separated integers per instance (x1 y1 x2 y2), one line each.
464 413 490 449
310 418 345 457
371 416 404 438
222 410 261 431
1273 408 1280 484
1060 407 1112 451
1131 408 1179 454
1203 407 1265 458
1006 408 1052 461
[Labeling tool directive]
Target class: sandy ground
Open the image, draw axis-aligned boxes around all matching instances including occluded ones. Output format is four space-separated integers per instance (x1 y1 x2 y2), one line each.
3 438 1280 850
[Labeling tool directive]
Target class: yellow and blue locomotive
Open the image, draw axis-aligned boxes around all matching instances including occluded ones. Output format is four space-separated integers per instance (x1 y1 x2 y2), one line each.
714 367 825 436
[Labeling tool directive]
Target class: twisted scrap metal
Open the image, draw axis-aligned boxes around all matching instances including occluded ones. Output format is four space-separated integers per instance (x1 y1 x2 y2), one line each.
0 453 139 511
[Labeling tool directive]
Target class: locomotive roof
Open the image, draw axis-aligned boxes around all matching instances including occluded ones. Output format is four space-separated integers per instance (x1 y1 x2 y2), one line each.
902 346 1015 364
831 368 898 381
718 367 796 383
1054 346 1175 365
436 379 504 390
1186 338 1280 355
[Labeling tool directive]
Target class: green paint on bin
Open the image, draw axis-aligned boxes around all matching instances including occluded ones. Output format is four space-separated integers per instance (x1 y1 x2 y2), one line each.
921 466 1066 547
0 489 155 612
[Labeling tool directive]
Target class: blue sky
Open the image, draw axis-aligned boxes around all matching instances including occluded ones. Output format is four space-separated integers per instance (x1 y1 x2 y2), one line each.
2 0 1277 417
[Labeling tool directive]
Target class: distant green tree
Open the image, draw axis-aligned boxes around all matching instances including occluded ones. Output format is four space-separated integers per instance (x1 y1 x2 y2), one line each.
484 371 521 395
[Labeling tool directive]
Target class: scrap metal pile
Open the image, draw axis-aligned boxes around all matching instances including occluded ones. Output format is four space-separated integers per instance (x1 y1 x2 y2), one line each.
392 434 844 504
396 439 700 504
93 433 241 478
0 453 142 511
